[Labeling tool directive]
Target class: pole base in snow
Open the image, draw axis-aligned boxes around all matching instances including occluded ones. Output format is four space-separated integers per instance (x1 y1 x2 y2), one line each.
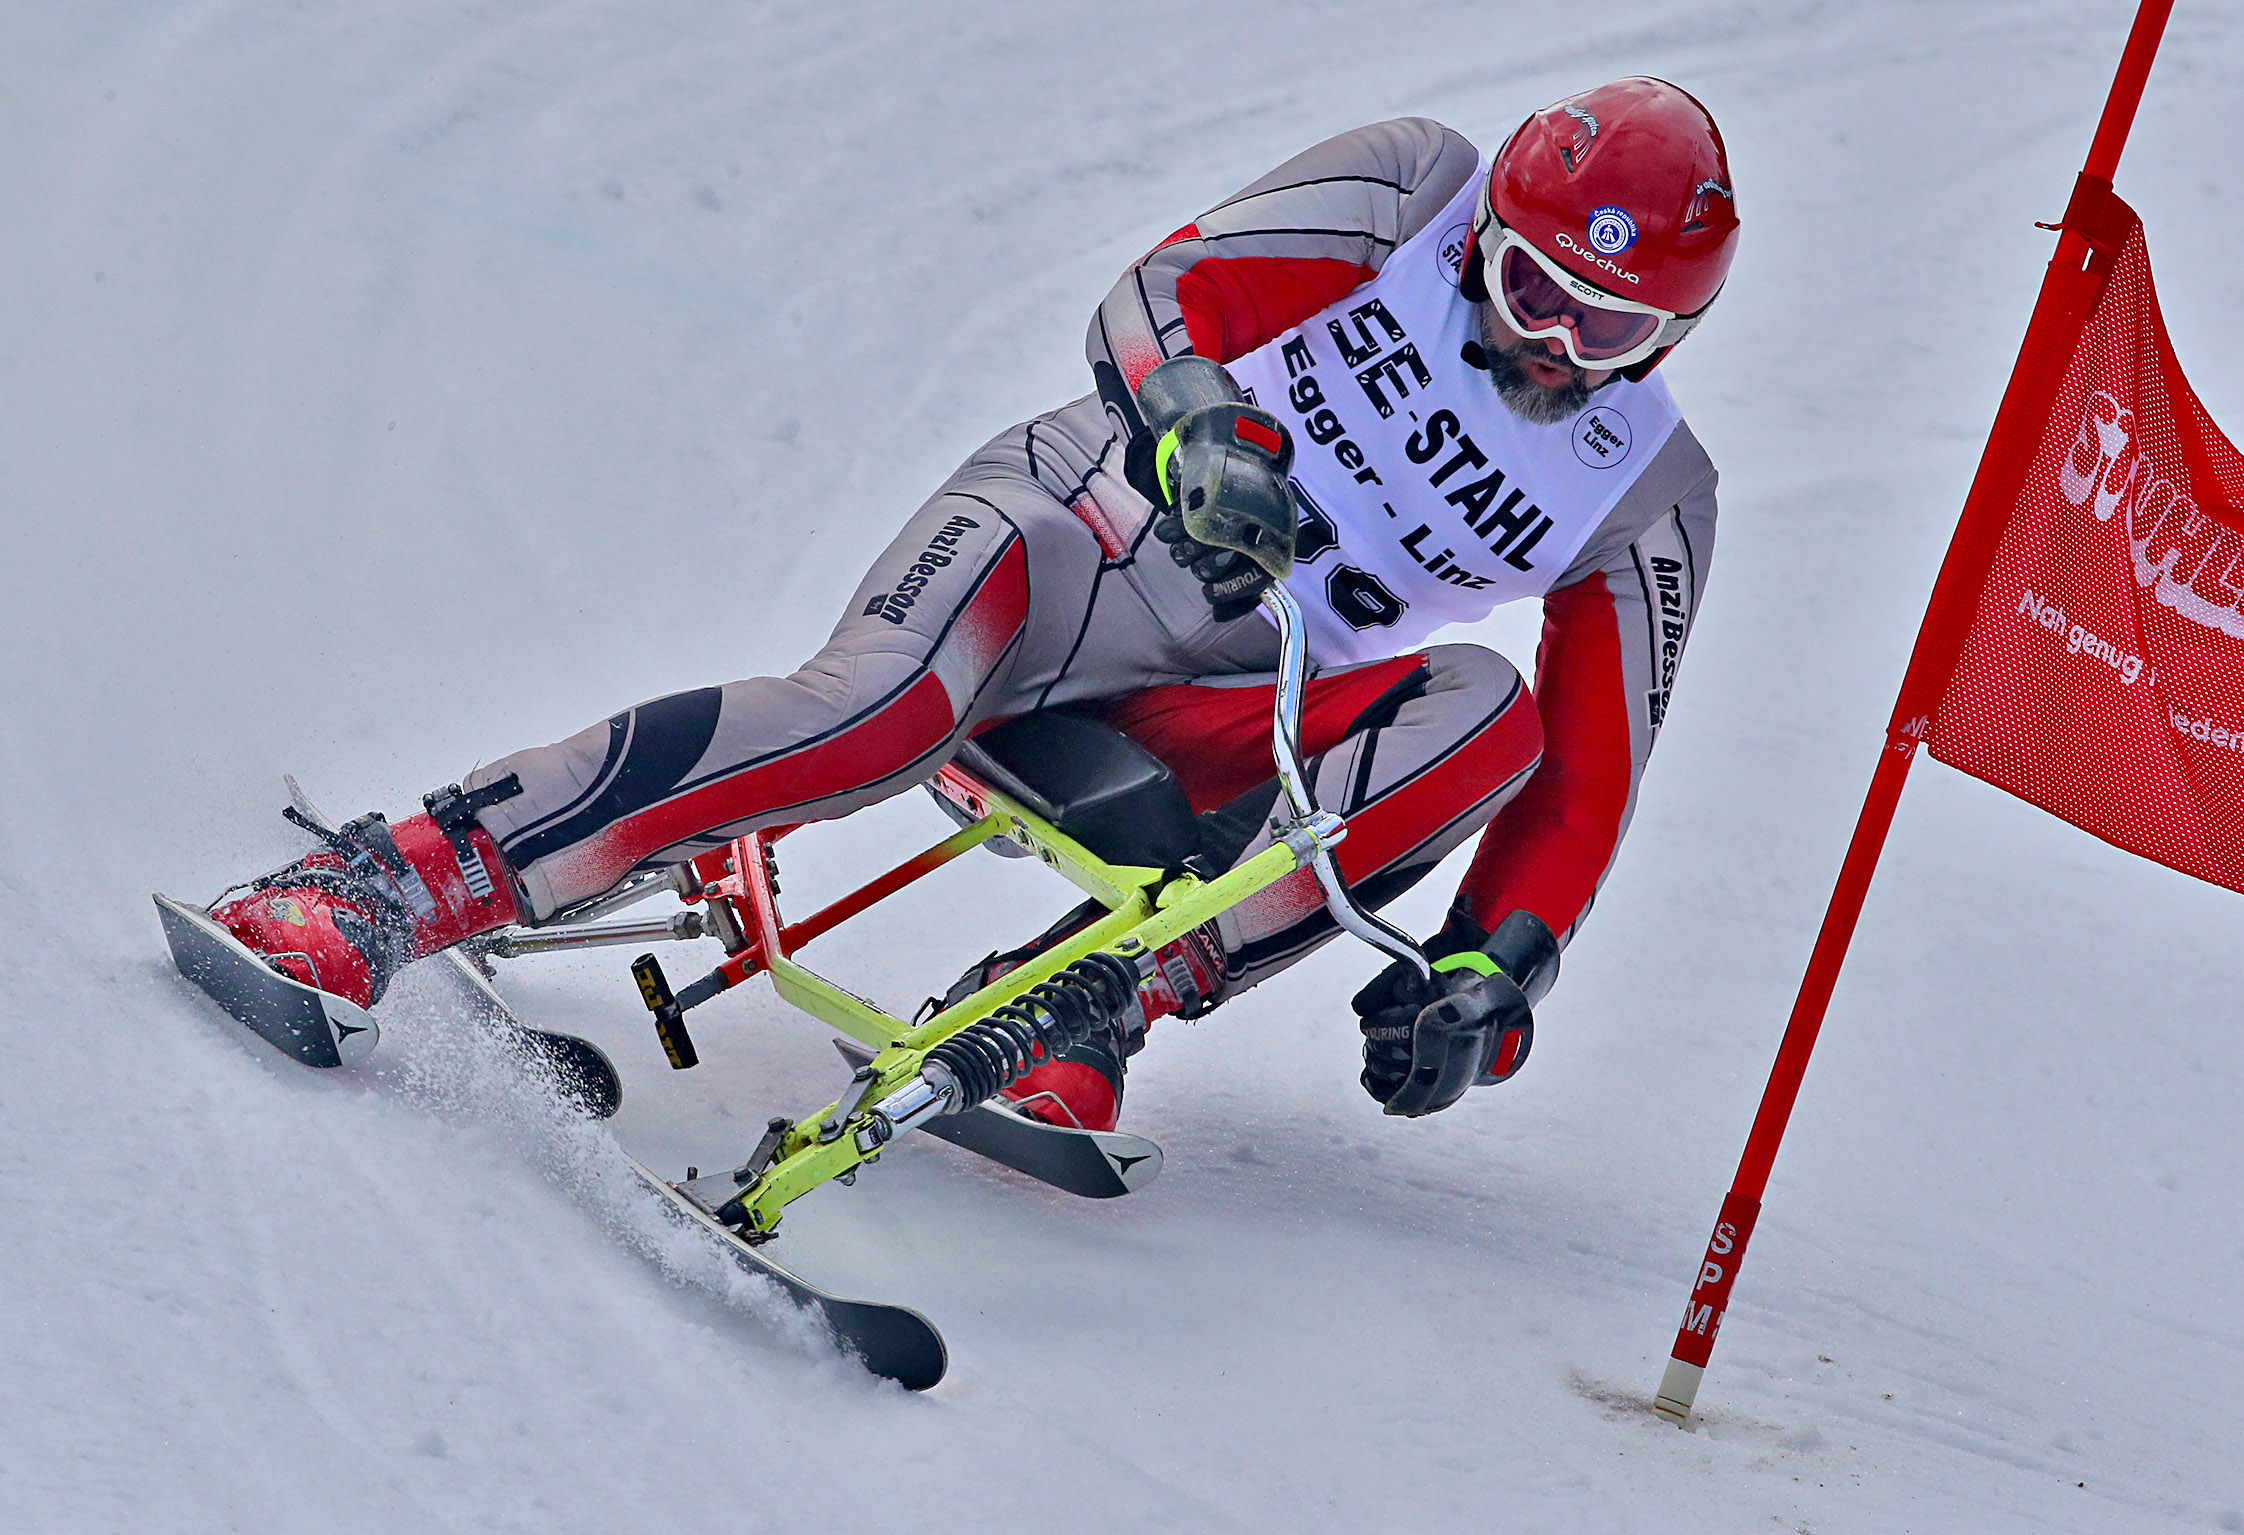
1653 1357 1702 1426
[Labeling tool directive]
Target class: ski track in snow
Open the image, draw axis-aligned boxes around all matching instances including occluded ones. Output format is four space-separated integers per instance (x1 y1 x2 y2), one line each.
6 1 2244 1529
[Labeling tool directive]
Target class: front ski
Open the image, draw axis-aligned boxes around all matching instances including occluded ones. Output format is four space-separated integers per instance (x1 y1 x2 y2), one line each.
156 891 624 1114
832 1038 1161 1199
157 894 380 1068
157 895 939 1388
628 1154 947 1391
274 775 623 1117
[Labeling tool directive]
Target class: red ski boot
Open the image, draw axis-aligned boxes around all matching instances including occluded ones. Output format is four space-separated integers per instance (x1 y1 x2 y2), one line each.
211 784 522 1010
936 902 1228 1132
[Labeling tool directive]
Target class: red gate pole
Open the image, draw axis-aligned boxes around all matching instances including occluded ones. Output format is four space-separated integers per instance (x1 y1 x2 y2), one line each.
1652 0 2177 1427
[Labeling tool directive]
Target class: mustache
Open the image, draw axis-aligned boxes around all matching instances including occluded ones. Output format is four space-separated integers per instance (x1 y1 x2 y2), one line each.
1463 336 1598 425
1459 338 1588 384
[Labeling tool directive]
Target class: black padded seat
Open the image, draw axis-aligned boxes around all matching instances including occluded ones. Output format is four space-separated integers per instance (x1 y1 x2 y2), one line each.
951 712 1200 869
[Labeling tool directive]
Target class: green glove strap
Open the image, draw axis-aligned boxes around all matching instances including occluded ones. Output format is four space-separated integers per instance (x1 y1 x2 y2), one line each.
1152 426 1184 506
1431 950 1501 978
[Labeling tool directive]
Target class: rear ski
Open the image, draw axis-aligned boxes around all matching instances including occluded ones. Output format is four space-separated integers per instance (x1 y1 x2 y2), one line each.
831 1037 1160 1199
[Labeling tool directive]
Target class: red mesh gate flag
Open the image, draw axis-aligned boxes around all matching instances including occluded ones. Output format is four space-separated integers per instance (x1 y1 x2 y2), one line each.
1929 226 2244 891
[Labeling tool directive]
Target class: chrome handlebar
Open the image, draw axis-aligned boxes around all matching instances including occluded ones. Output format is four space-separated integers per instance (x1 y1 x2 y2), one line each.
1259 585 1432 983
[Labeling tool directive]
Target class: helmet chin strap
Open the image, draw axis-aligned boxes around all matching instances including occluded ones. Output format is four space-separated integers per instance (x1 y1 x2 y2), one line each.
1618 345 1673 384
1459 236 1490 304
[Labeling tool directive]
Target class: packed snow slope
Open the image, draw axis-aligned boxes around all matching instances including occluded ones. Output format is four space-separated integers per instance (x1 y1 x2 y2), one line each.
6 1 2243 1529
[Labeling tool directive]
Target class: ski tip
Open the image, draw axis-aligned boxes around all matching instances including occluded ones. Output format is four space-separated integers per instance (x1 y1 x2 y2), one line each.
525 1031 625 1120
1097 1136 1163 1194
281 773 331 832
154 892 379 1067
431 949 624 1119
624 1156 949 1391
872 1318 948 1392
826 1299 949 1391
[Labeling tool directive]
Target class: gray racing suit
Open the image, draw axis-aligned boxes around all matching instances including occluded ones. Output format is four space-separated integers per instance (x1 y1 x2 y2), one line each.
466 118 1717 997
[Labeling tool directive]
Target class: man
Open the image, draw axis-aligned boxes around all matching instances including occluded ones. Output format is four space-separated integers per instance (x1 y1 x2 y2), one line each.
210 77 1736 1133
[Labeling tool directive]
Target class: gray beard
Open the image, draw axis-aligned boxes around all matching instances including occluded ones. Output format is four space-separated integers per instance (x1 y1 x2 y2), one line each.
1474 312 1601 425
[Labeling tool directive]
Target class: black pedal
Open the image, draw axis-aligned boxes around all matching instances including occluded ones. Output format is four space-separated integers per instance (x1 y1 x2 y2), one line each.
632 952 699 1070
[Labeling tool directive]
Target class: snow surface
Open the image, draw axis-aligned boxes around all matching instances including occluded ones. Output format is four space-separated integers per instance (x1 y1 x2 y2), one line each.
6 1 2244 1529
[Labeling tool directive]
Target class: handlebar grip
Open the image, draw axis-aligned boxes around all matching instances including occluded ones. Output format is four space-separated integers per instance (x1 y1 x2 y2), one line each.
1135 355 1248 437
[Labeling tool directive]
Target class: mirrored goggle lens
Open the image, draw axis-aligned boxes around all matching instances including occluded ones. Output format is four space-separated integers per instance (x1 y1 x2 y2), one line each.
1496 244 1662 362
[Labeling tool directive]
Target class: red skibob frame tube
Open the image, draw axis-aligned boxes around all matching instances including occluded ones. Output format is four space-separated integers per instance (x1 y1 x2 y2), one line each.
1652 0 2178 1426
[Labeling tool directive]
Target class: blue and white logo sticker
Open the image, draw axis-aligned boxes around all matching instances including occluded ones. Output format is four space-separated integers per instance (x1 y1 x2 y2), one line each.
1586 205 1638 256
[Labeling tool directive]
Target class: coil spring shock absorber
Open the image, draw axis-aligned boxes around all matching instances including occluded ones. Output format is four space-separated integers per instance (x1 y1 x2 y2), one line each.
926 950 1141 1110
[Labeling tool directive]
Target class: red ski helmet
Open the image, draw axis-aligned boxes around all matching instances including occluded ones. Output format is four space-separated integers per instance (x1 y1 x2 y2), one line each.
1462 77 1738 377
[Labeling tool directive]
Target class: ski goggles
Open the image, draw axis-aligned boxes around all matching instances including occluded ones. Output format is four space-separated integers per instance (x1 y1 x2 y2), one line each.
1479 221 1699 371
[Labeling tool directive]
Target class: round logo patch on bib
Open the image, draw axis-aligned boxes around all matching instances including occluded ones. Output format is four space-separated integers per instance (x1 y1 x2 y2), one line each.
1573 407 1633 467
1436 221 1472 285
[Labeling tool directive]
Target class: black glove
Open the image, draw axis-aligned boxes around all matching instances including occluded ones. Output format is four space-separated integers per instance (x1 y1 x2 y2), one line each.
1131 358 1298 622
1355 960 1437 1106
1354 910 1560 1116
1151 505 1275 621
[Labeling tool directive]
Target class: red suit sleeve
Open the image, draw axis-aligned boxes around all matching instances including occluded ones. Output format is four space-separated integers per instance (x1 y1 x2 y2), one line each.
1453 573 1637 941
1453 457 1718 947
1087 119 1480 406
